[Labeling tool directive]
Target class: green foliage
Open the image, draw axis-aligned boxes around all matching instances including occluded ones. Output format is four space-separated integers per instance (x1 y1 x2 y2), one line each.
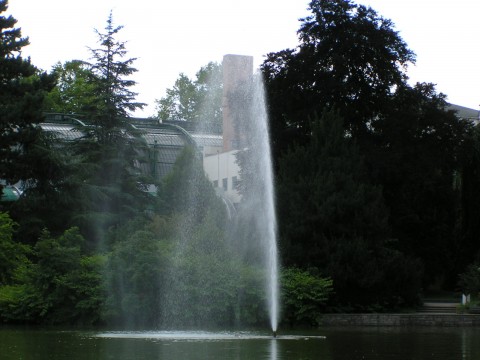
162 218 266 327
87 11 145 127
0 227 105 324
103 213 266 328
8 130 83 242
157 146 225 226
263 0 472 295
457 125 480 270
372 84 473 287
326 239 422 310
155 62 223 132
0 212 29 285
161 213 236 327
262 0 414 158
281 268 333 326
156 73 196 121
277 110 388 265
154 147 266 327
29 228 105 324
277 110 422 309
458 263 480 298
43 60 97 114
105 228 168 327
0 0 55 187
59 13 152 245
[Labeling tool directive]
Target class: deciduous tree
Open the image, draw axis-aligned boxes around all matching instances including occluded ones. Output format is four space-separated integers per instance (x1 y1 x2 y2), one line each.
262 0 415 158
43 60 96 114
155 62 222 132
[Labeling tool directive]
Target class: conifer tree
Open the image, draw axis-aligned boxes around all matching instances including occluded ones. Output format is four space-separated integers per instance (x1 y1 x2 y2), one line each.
70 12 150 244
86 11 145 143
277 110 422 308
0 0 55 190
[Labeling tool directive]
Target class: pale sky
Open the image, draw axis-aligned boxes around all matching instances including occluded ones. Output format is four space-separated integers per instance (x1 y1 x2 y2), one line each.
7 0 480 117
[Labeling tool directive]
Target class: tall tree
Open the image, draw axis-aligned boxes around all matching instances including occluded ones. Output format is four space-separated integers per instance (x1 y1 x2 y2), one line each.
85 11 145 143
458 125 480 267
43 60 96 114
277 110 389 266
70 12 150 244
277 110 422 308
262 0 471 293
371 83 472 288
261 0 415 158
155 62 223 133
0 0 55 190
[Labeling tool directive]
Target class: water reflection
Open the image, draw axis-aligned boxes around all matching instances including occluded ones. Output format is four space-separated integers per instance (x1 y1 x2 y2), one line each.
269 339 278 360
1 327 480 359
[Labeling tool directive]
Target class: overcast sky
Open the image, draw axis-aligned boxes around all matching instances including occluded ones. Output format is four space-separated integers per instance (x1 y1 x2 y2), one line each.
7 0 480 117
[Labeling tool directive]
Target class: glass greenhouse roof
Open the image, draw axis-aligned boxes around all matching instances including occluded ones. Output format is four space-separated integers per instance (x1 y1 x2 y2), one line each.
40 113 223 180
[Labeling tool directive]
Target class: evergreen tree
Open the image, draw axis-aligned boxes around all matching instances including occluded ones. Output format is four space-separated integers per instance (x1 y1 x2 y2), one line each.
277 110 422 308
453 123 480 282
262 0 470 294
70 12 150 245
277 110 389 265
8 130 83 242
372 83 472 288
0 0 55 190
85 11 145 143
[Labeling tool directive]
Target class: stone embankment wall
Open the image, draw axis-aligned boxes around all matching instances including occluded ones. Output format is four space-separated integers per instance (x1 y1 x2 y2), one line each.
319 314 480 326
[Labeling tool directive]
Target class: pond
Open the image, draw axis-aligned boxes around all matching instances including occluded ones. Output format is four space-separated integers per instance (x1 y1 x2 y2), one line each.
1 326 480 359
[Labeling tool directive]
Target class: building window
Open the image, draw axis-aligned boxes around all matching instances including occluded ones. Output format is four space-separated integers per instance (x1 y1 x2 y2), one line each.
222 178 228 191
232 176 239 190
213 180 218 188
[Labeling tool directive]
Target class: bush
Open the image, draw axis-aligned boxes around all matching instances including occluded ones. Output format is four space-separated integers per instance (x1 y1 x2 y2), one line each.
281 267 333 326
0 227 106 325
458 262 480 299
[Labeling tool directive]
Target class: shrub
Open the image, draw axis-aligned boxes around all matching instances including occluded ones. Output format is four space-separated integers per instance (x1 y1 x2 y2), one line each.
281 267 333 326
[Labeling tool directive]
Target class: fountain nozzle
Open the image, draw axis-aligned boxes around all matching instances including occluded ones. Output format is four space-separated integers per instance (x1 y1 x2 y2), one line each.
273 330 277 338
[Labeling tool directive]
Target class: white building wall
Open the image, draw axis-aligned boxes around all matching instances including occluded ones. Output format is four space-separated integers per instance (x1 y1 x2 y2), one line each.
203 150 241 203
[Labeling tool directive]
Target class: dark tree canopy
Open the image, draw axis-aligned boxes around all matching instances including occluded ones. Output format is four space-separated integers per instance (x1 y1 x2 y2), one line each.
458 126 480 266
262 0 415 156
0 0 55 187
264 0 475 292
277 110 389 266
276 110 422 308
370 83 473 286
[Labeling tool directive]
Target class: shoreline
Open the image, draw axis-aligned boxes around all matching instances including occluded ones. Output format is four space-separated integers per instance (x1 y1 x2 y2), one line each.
319 313 480 327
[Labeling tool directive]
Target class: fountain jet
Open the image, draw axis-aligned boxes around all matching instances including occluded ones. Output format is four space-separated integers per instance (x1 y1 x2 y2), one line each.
222 54 280 331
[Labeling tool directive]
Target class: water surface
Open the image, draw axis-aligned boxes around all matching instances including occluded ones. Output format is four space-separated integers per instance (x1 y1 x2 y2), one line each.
1 327 479 359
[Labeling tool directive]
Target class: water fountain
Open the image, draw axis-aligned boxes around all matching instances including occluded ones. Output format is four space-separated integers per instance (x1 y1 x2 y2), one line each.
103 55 280 336
93 57 331 357
151 54 281 332
220 54 279 334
